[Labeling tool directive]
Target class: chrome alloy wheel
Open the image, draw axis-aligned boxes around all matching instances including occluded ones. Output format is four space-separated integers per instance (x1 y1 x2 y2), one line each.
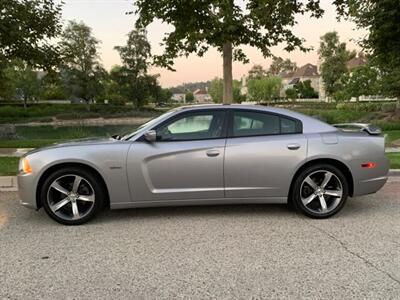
47 174 95 221
300 170 343 214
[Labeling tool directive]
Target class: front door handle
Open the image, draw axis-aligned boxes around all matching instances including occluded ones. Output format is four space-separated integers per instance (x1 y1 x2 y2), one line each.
206 149 220 157
287 143 301 150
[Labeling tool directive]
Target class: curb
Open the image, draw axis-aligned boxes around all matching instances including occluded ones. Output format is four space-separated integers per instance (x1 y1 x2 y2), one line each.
389 169 400 177
0 176 18 192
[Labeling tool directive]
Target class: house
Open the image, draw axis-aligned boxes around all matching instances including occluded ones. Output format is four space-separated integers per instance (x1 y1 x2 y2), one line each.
280 63 320 98
171 93 186 103
346 55 367 71
193 89 212 103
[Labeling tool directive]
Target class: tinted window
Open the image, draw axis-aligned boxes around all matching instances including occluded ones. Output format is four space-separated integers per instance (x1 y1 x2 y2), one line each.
232 111 300 137
233 111 279 137
156 111 225 141
281 117 297 134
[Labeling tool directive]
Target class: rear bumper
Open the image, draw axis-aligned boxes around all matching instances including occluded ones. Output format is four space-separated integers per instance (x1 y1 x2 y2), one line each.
353 176 388 197
17 173 38 210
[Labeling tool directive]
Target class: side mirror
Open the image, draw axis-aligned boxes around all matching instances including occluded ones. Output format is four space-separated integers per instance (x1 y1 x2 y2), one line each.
144 130 157 142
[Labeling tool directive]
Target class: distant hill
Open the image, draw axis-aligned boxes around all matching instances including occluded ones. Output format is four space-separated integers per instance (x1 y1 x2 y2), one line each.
169 81 211 93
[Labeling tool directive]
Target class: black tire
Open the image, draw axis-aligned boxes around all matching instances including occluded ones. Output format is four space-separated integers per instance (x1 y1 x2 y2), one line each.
291 164 349 219
41 167 106 225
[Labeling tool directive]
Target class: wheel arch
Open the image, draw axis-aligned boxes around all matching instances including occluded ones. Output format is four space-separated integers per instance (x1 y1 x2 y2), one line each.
288 158 354 202
36 162 110 209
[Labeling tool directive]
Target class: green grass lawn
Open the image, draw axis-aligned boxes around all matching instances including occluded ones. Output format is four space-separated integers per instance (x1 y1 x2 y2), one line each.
0 157 19 176
385 130 400 146
1 154 399 176
387 153 400 169
0 124 139 148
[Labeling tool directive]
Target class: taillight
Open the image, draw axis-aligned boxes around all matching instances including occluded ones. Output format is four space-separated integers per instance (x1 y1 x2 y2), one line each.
361 162 377 169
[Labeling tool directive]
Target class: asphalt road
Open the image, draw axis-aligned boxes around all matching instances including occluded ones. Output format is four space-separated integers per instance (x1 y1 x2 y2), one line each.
1 179 399 299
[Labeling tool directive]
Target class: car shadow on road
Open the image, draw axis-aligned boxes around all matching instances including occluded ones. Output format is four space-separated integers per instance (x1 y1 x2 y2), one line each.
93 203 298 224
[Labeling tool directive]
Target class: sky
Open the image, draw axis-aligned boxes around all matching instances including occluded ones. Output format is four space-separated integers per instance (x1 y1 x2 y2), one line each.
60 0 364 87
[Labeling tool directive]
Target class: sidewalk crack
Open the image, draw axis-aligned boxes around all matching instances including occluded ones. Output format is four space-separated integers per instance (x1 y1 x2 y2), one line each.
305 220 400 286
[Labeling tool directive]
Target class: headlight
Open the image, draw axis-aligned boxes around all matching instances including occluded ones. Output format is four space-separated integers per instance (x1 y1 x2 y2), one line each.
19 157 32 174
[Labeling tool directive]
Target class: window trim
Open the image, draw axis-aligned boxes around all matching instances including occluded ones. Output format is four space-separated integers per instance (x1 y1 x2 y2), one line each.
227 109 303 138
139 109 229 142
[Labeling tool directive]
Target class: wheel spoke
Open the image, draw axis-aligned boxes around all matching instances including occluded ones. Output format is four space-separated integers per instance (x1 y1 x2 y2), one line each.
302 194 317 206
50 181 70 195
304 176 318 191
324 189 343 198
318 195 328 212
72 176 82 193
77 194 95 202
321 172 333 188
71 201 80 219
50 198 70 212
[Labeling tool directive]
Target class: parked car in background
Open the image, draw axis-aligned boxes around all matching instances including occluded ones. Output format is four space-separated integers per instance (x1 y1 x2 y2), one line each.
18 104 389 225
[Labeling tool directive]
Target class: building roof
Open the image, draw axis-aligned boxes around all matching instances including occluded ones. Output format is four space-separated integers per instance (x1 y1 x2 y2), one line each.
347 56 367 70
279 63 319 79
292 63 319 77
288 78 301 85
193 89 208 95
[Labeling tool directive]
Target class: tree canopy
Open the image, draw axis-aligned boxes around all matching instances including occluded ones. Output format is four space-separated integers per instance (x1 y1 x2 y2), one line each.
268 57 297 75
335 0 400 98
0 0 62 69
59 21 106 106
247 76 282 103
134 0 325 103
318 31 355 99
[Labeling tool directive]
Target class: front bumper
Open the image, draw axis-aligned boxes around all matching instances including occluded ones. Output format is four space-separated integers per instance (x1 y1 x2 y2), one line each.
17 173 38 210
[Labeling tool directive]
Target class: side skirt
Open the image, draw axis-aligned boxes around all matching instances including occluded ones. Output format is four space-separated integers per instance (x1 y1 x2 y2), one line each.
110 197 287 210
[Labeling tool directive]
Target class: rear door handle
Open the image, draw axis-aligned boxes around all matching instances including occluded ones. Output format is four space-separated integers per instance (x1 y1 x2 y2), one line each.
287 143 301 150
206 149 220 157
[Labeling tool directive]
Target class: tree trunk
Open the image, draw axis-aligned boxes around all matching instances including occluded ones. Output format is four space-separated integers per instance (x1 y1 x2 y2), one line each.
222 41 233 104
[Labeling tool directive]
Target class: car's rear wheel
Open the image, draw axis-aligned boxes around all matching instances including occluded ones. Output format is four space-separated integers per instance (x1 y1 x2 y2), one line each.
41 167 105 225
292 164 349 218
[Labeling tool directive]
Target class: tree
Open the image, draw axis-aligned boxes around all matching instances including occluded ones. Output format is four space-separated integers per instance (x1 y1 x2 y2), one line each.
209 78 243 103
157 88 172 104
340 64 380 101
285 88 298 104
335 0 400 98
0 0 62 99
40 71 66 100
268 57 297 75
59 21 105 108
185 92 194 103
135 1 325 103
247 76 282 103
114 28 155 108
294 80 318 99
318 32 355 100
0 0 62 69
209 78 224 103
248 65 266 80
2 60 42 110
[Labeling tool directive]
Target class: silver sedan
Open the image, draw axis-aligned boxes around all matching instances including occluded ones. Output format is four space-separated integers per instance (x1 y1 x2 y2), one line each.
18 105 389 225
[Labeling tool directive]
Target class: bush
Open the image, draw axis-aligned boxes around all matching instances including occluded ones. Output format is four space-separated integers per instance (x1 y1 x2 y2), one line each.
336 102 397 113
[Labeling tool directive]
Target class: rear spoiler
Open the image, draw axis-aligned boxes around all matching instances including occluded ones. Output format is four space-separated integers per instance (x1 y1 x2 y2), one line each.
333 123 382 136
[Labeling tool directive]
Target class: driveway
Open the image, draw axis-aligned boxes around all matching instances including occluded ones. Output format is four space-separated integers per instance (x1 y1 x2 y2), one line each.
1 178 399 299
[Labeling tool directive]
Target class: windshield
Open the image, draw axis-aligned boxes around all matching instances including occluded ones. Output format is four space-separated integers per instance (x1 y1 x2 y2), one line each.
120 110 176 141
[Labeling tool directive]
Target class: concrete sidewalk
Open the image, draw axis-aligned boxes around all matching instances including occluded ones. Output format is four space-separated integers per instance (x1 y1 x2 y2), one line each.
0 176 18 192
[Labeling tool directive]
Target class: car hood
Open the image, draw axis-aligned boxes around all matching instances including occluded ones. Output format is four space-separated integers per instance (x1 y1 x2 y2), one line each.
25 137 120 156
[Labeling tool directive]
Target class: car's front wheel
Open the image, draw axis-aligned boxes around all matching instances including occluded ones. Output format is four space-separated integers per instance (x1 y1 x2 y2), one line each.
41 167 106 225
292 164 349 218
